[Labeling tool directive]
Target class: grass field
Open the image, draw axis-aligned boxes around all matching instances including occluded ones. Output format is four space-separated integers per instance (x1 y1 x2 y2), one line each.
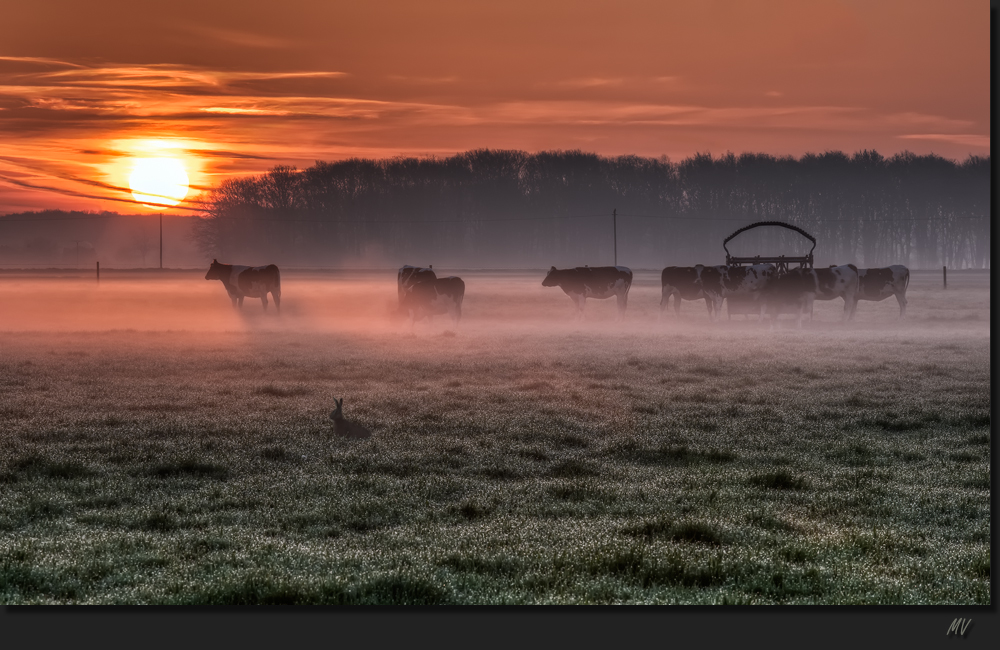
0 268 990 604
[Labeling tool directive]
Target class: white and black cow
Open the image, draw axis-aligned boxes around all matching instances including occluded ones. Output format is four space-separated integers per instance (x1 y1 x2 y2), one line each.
205 259 281 311
812 264 860 320
659 265 718 319
760 264 859 326
851 265 909 318
697 263 777 319
543 266 633 320
397 265 465 326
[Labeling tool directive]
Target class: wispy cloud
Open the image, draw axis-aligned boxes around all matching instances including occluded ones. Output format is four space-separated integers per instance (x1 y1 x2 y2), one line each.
897 133 990 148
175 24 294 49
554 77 626 89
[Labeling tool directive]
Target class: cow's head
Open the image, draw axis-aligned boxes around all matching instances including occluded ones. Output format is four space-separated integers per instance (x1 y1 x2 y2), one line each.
205 259 226 281
541 266 559 287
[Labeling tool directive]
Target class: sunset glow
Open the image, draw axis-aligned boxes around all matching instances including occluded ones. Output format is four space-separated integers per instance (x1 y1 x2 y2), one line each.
128 158 189 209
0 0 990 214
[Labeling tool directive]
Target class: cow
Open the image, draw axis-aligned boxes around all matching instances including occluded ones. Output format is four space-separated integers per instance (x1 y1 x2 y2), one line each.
397 265 436 305
397 265 465 326
812 264 860 320
760 263 859 326
697 263 777 320
851 265 910 318
542 266 633 320
659 265 718 319
759 267 817 329
205 259 281 312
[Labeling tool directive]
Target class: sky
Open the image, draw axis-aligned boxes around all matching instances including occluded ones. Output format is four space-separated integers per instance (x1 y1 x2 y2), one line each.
0 0 990 214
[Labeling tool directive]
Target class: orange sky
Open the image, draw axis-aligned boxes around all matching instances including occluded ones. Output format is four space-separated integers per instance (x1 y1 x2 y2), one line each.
0 0 990 214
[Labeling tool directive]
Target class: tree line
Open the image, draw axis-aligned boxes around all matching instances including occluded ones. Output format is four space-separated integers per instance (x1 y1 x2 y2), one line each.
191 149 990 270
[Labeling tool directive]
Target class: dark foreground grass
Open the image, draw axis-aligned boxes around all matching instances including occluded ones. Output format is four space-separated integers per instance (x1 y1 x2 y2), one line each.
0 273 991 604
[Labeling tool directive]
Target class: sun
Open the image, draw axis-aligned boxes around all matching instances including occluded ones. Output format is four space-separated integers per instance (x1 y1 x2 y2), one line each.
129 158 189 209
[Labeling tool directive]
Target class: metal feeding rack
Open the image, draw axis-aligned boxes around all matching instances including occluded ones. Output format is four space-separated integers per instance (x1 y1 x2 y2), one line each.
723 220 816 274
721 221 816 317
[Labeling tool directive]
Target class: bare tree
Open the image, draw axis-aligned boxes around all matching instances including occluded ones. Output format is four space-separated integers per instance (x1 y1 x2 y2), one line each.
131 224 154 267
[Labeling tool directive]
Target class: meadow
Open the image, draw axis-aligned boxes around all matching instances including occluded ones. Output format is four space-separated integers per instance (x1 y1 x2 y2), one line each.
0 268 990 604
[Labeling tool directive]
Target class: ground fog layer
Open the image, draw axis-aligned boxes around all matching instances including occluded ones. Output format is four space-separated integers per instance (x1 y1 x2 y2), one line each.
0 270 990 604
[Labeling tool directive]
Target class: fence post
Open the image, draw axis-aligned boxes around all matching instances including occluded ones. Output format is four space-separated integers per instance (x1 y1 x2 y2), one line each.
943 265 947 289
613 208 617 267
96 261 100 284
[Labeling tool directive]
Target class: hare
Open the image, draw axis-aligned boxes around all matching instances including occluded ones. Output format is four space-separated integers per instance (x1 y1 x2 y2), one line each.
330 398 372 439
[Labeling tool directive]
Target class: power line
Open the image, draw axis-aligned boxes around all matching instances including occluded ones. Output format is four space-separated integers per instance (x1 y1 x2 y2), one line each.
0 211 986 224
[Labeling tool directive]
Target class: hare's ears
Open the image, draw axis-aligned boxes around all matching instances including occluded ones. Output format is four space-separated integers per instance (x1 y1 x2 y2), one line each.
334 397 343 408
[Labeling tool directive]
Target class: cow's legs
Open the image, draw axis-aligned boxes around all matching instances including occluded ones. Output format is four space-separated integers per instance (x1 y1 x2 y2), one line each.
272 290 281 313
896 293 907 318
846 298 859 321
237 296 245 308
841 292 859 321
260 294 269 311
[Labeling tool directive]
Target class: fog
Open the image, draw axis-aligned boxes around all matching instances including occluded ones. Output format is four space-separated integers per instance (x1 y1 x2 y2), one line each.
0 269 988 338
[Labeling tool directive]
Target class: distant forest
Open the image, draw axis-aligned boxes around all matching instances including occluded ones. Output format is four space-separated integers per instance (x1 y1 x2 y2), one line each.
147 150 994 269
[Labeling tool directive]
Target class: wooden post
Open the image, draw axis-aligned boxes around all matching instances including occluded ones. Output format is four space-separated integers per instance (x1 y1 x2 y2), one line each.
943 265 947 289
96 261 100 283
159 213 163 270
613 208 617 266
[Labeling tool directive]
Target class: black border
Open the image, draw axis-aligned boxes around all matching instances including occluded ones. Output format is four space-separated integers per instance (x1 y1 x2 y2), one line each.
0 2 995 646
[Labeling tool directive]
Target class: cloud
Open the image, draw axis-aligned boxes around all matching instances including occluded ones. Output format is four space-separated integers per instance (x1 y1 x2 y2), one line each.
175 24 294 49
897 134 990 148
387 75 460 84
554 77 625 89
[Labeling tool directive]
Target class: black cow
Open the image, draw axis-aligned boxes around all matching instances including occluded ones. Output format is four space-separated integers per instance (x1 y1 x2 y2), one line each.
205 259 281 311
851 265 909 318
397 265 465 325
397 265 436 305
659 265 717 319
543 266 633 319
697 263 777 320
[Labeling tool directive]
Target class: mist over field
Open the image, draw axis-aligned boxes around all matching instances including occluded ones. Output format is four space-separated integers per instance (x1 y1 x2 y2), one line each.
0 269 989 604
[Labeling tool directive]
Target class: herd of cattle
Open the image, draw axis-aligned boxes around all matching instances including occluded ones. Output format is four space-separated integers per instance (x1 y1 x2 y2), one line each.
205 258 911 327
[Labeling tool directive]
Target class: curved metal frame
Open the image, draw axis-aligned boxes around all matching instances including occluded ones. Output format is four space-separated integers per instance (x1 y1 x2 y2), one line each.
722 220 816 272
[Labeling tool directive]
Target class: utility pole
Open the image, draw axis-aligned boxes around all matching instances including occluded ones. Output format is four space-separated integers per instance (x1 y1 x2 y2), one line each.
159 214 163 269
613 208 617 266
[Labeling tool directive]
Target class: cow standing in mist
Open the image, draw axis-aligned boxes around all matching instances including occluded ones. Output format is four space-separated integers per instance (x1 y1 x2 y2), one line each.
697 263 777 320
659 265 718 319
812 264 860 320
851 265 910 318
760 268 816 328
760 264 858 327
543 266 633 320
397 265 465 326
205 259 281 312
